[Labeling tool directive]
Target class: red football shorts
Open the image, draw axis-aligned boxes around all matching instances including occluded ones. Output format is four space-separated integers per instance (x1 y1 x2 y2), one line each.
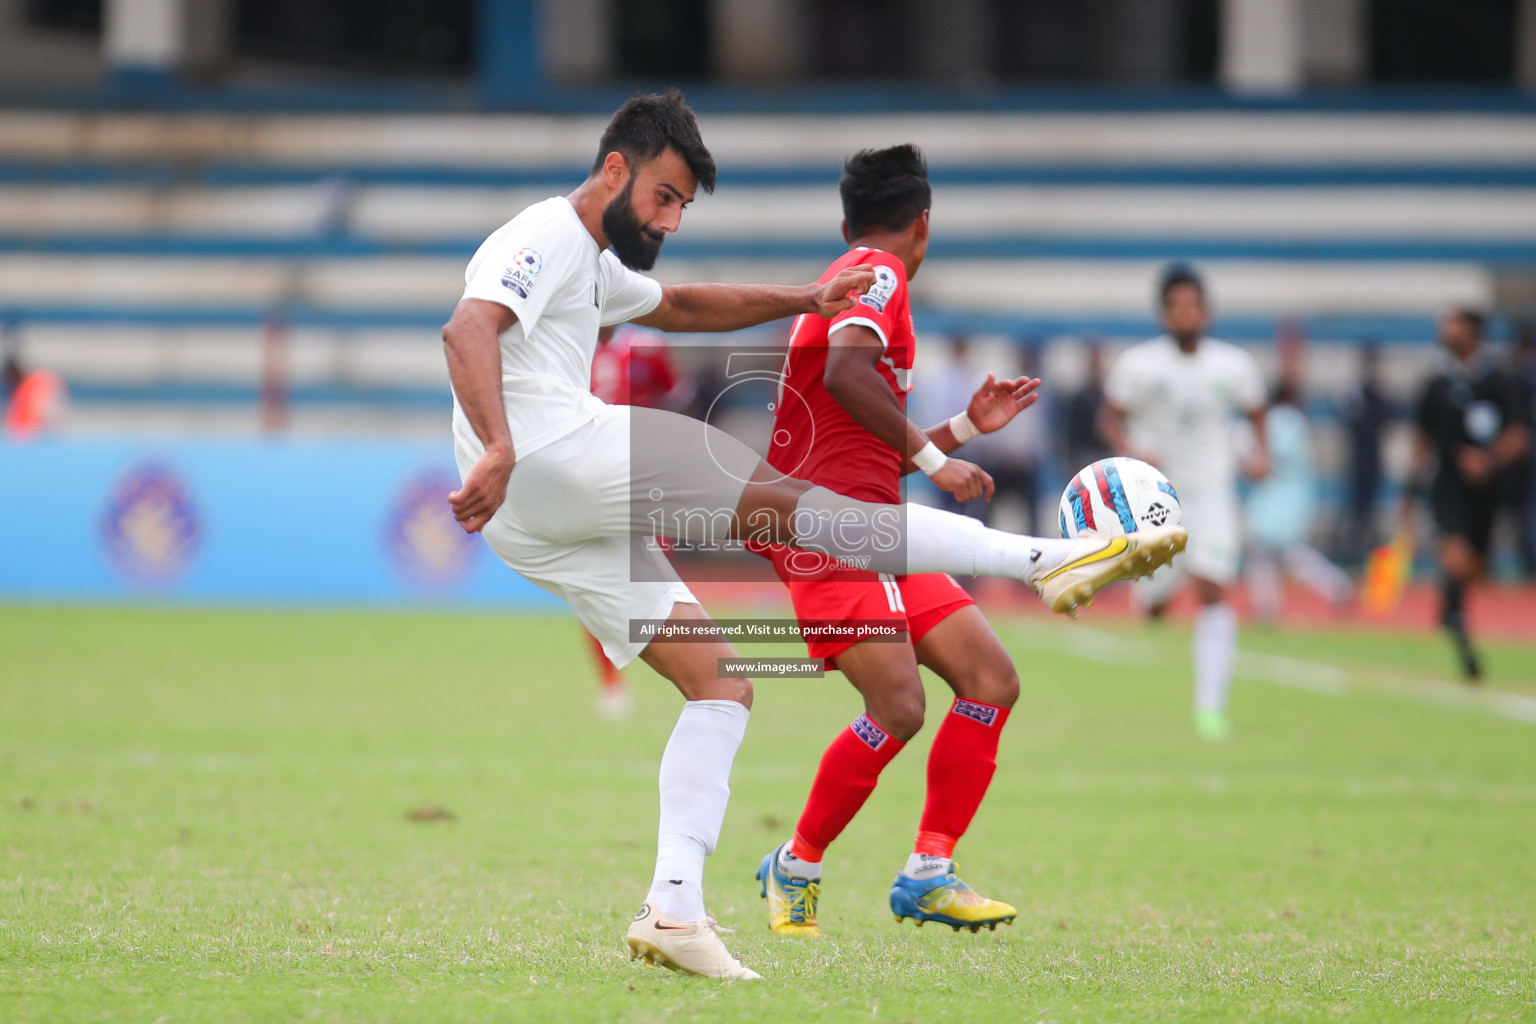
766 549 975 669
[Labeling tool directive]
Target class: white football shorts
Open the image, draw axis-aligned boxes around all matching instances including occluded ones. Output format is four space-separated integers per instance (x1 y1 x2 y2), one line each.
456 403 763 667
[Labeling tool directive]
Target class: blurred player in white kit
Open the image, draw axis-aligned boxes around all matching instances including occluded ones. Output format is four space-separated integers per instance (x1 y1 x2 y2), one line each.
1100 263 1269 741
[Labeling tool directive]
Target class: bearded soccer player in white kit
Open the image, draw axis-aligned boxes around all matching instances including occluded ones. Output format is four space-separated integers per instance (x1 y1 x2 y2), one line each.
1100 263 1268 741
441 90 1187 980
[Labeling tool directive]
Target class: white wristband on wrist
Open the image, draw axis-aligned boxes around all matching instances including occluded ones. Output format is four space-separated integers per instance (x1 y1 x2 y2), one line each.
912 440 948 476
948 410 980 444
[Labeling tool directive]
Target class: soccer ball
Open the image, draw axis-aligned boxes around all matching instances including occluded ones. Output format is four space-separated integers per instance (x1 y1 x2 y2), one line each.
1058 456 1181 539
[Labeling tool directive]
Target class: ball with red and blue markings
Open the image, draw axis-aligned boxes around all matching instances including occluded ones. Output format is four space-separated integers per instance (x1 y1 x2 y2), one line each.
1058 456 1181 539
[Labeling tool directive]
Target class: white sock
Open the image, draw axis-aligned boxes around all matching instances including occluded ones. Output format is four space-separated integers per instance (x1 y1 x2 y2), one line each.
1193 602 1238 714
649 699 750 922
901 852 952 881
790 488 1073 579
992 534 1078 576
776 843 822 880
648 878 706 922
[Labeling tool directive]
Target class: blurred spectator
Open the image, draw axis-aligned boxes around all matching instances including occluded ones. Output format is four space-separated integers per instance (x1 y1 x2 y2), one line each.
1244 375 1353 624
1061 339 1109 472
1336 342 1397 566
2 354 69 440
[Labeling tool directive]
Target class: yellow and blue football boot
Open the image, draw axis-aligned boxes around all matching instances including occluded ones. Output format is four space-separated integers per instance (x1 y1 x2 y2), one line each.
889 865 1016 932
755 844 822 936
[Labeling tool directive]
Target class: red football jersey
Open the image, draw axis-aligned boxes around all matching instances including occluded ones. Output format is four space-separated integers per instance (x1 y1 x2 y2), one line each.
590 326 680 408
767 247 915 504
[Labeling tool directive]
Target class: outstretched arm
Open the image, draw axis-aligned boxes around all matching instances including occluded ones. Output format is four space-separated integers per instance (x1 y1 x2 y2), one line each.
633 265 875 333
442 297 518 534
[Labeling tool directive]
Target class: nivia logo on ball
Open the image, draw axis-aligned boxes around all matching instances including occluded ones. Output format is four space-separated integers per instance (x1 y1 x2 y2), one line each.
1141 477 1181 527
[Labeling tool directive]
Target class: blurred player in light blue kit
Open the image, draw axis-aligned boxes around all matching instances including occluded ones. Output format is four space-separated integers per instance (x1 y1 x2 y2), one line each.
1243 375 1352 624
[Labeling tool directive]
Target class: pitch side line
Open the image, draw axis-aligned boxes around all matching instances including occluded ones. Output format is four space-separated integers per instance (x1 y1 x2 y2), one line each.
1037 623 1536 726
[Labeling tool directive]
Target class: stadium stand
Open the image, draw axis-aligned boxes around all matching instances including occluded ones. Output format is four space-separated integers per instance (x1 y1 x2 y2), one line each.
2 109 1533 433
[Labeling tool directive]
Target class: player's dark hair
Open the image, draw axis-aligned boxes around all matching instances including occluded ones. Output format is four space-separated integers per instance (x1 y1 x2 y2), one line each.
593 89 716 194
1450 307 1486 339
1158 261 1206 306
840 145 931 236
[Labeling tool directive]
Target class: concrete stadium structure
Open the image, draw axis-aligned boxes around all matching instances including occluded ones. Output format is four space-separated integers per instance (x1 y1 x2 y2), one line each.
2 108 1533 437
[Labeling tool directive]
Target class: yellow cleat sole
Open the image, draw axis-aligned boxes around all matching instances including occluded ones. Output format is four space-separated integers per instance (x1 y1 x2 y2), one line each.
1051 527 1187 616
627 936 691 974
768 923 822 937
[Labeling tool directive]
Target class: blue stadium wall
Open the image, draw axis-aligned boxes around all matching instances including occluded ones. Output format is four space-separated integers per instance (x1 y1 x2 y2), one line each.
0 439 558 605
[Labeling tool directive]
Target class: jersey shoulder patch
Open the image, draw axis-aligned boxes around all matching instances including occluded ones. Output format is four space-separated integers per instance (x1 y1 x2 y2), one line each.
858 262 902 314
499 247 544 299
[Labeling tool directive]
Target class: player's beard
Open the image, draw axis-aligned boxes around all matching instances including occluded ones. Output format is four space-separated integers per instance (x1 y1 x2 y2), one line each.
603 179 666 271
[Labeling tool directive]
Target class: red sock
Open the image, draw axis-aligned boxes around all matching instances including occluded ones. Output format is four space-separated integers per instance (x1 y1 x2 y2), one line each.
790 714 905 862
914 698 1010 858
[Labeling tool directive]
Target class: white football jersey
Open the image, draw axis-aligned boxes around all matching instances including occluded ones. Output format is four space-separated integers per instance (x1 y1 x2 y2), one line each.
452 196 664 460
1104 335 1265 497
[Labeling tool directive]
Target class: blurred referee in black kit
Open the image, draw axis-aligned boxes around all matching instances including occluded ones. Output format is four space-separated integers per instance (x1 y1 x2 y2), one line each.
1400 309 1532 681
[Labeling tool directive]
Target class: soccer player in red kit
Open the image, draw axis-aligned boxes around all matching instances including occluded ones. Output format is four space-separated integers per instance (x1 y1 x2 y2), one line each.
755 145 1041 934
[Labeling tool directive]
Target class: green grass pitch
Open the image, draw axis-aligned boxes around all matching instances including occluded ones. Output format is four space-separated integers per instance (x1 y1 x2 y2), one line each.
3 603 1534 1022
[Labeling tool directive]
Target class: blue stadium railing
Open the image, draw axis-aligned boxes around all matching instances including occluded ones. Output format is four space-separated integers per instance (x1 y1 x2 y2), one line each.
12 78 1536 115
2 233 1533 263
0 304 1458 344
5 95 1525 411
8 159 1536 189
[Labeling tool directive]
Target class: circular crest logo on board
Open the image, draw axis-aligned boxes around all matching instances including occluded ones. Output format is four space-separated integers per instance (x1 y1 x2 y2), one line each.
100 462 201 582
385 469 480 587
